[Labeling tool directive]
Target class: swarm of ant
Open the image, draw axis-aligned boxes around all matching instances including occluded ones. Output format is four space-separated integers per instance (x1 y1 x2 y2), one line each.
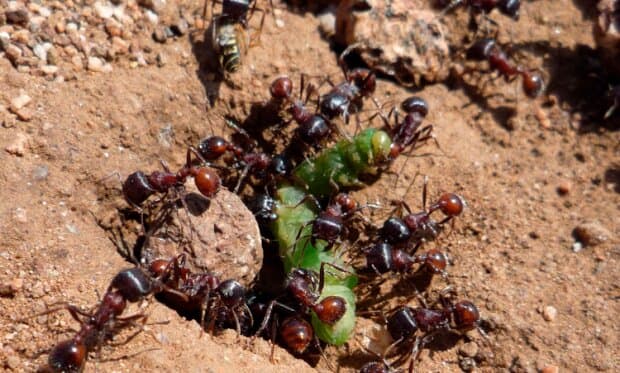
22 1 555 372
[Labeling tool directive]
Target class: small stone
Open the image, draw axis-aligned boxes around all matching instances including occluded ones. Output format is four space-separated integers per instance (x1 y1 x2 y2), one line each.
5 9 29 26
5 354 20 369
459 357 476 372
94 1 115 19
156 52 167 67
137 0 166 11
0 278 23 297
55 21 66 33
13 207 27 223
41 65 58 75
71 55 83 70
541 365 559 373
12 107 33 121
543 306 557 322
0 31 10 50
47 46 59 65
557 181 571 196
5 133 28 156
87 56 104 71
194 17 204 29
572 241 583 253
144 9 159 24
105 19 123 37
573 221 611 247
458 342 479 358
33 165 49 180
32 43 47 61
171 19 189 36
5 43 23 65
153 27 167 43
10 94 32 110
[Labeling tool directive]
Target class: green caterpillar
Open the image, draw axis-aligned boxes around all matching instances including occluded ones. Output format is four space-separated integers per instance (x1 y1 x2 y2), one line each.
271 98 431 345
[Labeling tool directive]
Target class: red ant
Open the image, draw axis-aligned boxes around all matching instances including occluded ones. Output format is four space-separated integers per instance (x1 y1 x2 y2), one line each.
270 75 335 147
439 0 521 20
197 119 290 193
318 46 378 125
148 254 253 335
365 243 448 279
383 292 487 372
466 38 544 98
31 268 158 372
122 148 221 209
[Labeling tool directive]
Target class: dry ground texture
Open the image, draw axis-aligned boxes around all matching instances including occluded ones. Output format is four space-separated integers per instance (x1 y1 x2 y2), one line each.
0 0 619 372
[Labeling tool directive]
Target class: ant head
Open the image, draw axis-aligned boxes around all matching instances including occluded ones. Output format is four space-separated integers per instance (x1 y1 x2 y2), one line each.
216 280 246 308
401 96 429 118
467 38 496 61
198 136 229 160
194 167 221 198
453 300 480 330
270 76 293 100
103 290 127 317
270 154 292 176
349 68 376 95
110 268 153 303
47 339 87 373
313 295 347 325
280 316 314 354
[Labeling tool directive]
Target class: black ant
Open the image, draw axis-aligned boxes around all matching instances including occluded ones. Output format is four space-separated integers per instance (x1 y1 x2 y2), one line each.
197 121 291 193
270 75 335 147
122 148 221 209
439 0 521 20
383 294 486 372
466 38 544 98
34 268 158 372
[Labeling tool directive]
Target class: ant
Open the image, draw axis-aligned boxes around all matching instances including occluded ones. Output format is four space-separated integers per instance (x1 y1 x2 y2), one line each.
465 38 544 98
197 120 291 193
383 293 486 372
278 315 316 356
318 45 378 125
365 243 448 279
34 268 158 372
439 0 520 20
285 268 347 325
270 75 335 147
379 181 465 250
148 255 253 335
122 148 221 209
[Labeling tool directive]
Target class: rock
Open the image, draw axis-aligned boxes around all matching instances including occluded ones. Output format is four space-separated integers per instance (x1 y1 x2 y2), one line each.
171 19 189 36
0 31 10 50
5 133 28 156
458 342 479 357
137 0 166 11
156 52 167 67
459 357 476 372
556 181 571 196
12 107 33 121
541 365 559 373
0 278 23 297
5 9 29 26
573 221 611 247
10 94 32 110
94 1 115 19
41 65 59 75
153 26 167 43
32 43 47 61
144 189 263 287
105 19 123 37
87 56 104 71
5 43 23 65
55 21 66 33
543 305 557 322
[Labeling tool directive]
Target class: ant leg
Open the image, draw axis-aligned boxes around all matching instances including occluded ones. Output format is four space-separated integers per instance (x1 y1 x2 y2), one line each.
337 43 364 79
249 9 266 47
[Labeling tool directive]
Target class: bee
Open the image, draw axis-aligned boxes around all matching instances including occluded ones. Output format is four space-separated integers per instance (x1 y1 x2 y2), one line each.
206 0 266 76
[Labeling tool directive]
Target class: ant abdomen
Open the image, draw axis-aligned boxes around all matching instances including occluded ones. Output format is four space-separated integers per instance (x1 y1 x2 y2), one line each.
313 295 346 325
193 167 221 198
280 316 314 354
47 339 87 373
109 268 153 303
401 97 429 117
122 171 156 206
381 217 412 244
387 306 418 341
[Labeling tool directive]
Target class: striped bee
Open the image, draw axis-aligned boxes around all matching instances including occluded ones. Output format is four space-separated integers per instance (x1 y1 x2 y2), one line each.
212 18 248 74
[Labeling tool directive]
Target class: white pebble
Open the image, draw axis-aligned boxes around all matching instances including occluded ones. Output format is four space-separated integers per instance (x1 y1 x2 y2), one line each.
543 306 557 322
10 94 31 110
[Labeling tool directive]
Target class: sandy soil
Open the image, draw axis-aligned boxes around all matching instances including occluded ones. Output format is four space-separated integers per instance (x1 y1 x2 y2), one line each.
0 0 618 372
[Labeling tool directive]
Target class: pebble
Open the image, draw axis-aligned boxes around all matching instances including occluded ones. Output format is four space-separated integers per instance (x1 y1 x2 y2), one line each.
156 52 167 67
14 207 28 223
573 221 611 247
94 1 115 19
5 43 23 65
5 354 20 370
0 31 10 50
10 94 32 110
171 19 189 36
32 43 48 62
556 181 571 196
543 305 557 322
41 64 59 75
572 241 583 253
5 133 28 156
153 26 167 43
0 278 23 297
5 9 29 26
33 165 49 180
458 342 479 358
541 365 559 373
87 56 104 71
12 107 33 121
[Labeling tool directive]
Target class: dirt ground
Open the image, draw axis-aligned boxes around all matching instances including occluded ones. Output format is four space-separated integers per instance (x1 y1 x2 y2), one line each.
0 0 618 372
